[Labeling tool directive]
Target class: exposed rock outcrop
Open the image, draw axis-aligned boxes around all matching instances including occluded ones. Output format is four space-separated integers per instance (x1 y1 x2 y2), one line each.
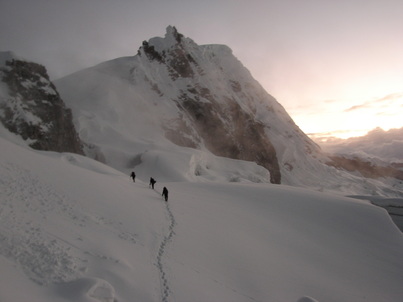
0 54 83 154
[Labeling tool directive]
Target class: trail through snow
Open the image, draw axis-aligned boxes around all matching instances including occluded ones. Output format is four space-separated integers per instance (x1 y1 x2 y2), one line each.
154 186 176 302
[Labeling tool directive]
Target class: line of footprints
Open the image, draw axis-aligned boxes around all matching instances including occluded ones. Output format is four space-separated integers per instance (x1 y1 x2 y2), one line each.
156 200 176 302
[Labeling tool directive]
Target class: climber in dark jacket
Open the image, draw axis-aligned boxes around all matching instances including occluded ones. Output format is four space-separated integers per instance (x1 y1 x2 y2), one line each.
130 171 136 182
162 187 168 202
149 177 156 189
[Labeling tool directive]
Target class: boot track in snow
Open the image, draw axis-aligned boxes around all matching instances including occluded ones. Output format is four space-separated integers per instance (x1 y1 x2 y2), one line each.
155 191 176 302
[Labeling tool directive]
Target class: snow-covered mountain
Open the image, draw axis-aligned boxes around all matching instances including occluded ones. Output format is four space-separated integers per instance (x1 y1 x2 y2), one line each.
52 26 403 197
54 26 320 185
0 51 83 154
1 134 402 302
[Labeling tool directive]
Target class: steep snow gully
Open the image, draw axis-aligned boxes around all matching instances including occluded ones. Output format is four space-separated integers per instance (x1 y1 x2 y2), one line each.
154 186 176 302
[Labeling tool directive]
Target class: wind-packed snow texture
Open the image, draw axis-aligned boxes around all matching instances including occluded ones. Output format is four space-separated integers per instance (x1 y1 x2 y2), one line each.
1 130 402 302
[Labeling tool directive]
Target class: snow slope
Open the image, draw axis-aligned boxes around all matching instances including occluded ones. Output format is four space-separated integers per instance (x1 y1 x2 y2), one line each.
1 130 402 302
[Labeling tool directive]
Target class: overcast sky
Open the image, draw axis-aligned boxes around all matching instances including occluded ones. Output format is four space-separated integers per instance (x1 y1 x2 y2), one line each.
1 0 402 139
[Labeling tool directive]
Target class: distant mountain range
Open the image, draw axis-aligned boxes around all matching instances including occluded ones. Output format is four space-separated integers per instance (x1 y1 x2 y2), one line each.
1 26 402 197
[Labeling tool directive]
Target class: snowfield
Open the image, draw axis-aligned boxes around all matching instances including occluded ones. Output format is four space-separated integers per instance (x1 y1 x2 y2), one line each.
1 133 402 302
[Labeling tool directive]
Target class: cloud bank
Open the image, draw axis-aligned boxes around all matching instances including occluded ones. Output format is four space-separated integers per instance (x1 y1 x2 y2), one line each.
315 127 403 163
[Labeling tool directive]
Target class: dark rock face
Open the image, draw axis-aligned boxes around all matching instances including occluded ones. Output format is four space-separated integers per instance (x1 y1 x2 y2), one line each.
141 41 164 63
0 59 83 154
139 27 195 80
177 90 281 184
